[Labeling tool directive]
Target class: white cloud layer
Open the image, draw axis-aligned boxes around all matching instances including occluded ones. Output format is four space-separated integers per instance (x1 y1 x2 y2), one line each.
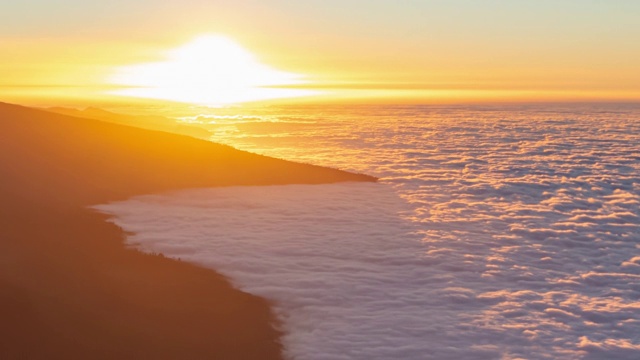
95 104 640 359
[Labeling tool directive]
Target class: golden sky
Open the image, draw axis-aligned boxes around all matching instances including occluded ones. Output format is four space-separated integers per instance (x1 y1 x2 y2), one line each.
2 0 640 105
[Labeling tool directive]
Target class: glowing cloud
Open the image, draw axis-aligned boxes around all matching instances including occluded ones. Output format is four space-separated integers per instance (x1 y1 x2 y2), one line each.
108 35 316 105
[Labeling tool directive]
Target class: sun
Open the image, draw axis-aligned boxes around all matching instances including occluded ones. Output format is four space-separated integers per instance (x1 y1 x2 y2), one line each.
108 35 315 106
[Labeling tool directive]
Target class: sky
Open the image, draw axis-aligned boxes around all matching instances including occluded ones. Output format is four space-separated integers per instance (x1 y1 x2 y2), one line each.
2 0 640 104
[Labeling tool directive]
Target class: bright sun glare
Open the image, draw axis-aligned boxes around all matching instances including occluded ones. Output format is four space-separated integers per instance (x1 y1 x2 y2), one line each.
109 35 315 106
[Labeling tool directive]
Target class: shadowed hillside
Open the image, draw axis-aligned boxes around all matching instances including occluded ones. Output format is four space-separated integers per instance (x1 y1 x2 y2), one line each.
0 102 375 359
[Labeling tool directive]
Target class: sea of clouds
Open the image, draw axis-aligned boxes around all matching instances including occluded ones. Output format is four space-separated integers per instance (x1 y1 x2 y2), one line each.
96 104 640 359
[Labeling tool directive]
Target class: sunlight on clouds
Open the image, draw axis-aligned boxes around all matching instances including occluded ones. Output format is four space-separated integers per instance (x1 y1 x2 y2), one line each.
95 105 640 359
108 35 317 105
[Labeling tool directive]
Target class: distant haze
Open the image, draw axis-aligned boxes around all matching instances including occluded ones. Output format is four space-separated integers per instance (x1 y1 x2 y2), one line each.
2 1 640 104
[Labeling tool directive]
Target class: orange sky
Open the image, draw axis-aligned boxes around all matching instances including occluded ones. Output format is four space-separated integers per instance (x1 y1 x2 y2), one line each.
2 0 640 105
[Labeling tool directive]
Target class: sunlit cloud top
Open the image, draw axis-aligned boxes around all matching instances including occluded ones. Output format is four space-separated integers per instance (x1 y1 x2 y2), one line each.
108 35 317 105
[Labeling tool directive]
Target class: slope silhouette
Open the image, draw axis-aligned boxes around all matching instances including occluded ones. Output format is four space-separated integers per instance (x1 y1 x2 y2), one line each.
0 102 375 359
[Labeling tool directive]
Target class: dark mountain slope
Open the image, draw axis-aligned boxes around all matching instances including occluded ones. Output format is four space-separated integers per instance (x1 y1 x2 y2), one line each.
0 101 375 359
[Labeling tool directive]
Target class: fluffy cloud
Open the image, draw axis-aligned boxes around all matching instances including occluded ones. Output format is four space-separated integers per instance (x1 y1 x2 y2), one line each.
95 104 640 359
